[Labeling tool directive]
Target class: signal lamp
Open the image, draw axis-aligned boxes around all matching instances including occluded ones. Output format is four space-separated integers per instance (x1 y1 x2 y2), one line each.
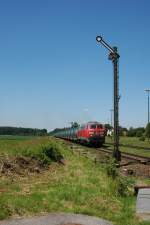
96 36 103 43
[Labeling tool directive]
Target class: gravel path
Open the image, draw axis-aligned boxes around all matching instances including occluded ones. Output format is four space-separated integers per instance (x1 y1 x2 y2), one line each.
0 213 113 225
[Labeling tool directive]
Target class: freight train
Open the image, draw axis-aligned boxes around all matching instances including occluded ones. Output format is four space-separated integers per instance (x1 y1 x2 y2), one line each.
53 121 106 147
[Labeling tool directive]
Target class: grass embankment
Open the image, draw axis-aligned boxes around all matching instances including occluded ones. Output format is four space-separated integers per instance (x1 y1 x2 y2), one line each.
0 136 149 225
106 136 150 158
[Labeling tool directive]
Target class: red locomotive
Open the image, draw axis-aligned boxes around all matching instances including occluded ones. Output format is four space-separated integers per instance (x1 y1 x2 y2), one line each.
53 121 106 147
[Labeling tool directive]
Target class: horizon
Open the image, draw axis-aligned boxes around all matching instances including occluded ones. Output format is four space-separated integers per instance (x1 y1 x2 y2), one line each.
0 122 147 133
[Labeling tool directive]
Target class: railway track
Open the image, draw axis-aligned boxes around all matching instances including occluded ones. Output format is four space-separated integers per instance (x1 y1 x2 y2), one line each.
58 138 150 164
106 142 150 151
97 147 150 164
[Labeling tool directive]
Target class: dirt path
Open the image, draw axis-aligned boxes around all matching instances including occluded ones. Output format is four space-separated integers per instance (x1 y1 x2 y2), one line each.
0 213 113 225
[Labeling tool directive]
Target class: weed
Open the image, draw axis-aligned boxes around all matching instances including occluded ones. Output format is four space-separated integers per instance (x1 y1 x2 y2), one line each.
103 156 135 197
104 157 118 178
116 176 135 197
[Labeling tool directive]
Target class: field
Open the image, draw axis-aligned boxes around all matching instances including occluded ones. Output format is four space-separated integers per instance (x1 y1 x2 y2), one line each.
0 136 149 225
106 136 150 158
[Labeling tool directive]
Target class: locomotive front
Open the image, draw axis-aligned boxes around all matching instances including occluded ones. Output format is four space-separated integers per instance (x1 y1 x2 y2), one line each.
86 122 105 146
76 122 106 146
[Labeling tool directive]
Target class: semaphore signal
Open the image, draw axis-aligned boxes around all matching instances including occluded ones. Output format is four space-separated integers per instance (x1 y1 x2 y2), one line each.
96 36 121 161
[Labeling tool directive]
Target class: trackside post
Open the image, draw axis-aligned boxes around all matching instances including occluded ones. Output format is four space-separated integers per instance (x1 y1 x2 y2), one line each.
96 36 121 161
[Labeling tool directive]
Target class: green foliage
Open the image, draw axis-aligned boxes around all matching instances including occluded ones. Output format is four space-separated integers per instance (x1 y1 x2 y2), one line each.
116 176 135 197
22 141 63 165
139 136 145 141
136 130 143 137
138 222 150 225
104 123 113 130
42 142 63 162
145 122 150 139
119 126 128 136
104 157 118 178
0 137 147 225
127 127 145 137
0 127 47 136
127 127 136 137
106 136 150 157
0 205 11 220
71 122 80 128
104 157 135 197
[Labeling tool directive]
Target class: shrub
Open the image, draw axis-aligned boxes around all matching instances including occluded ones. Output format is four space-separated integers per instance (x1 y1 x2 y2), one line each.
42 142 63 162
22 141 63 165
139 136 145 141
136 130 143 137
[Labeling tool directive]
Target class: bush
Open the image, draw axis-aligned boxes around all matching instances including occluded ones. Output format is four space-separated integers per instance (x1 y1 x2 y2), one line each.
22 141 64 165
139 136 145 141
42 142 63 162
136 130 143 137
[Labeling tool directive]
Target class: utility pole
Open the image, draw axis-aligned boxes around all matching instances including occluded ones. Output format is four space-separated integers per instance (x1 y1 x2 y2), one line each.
145 89 150 124
96 36 121 161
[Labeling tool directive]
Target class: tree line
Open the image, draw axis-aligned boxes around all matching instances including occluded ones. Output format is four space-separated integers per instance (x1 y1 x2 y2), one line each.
105 123 150 140
0 127 47 136
127 123 150 139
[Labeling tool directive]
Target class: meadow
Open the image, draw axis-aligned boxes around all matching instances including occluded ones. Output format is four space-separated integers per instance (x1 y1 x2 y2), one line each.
106 136 150 158
0 136 149 225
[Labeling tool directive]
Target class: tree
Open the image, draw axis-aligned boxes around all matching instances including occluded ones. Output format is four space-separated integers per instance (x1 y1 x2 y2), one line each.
104 124 113 130
127 127 136 137
136 127 145 137
145 123 150 139
0 127 47 136
127 127 145 137
71 122 80 128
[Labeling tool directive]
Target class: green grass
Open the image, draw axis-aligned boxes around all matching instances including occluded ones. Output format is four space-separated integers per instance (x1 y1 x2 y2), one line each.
0 136 49 156
106 136 150 157
106 136 150 147
0 135 38 140
0 136 149 225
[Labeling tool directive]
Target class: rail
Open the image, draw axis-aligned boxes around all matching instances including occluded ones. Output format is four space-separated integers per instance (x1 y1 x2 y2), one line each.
106 142 150 151
98 147 150 164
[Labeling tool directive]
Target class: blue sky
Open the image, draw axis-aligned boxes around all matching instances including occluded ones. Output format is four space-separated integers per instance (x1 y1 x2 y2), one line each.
0 0 150 131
